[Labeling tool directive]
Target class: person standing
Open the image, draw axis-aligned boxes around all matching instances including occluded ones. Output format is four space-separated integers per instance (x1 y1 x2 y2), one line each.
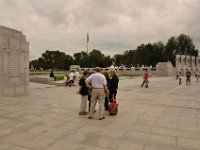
186 69 191 85
50 71 56 81
85 67 109 120
109 69 119 102
141 69 150 88
74 69 80 86
77 71 89 115
195 70 199 82
103 72 111 110
178 70 182 85
69 70 75 86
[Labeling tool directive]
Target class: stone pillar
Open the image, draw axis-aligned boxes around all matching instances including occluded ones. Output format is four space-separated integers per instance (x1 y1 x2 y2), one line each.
192 56 196 70
176 55 181 69
0 25 29 96
197 57 200 71
180 55 185 69
185 56 190 70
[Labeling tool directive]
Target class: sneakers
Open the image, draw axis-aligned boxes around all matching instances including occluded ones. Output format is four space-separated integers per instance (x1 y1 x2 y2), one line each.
88 116 105 120
99 116 105 120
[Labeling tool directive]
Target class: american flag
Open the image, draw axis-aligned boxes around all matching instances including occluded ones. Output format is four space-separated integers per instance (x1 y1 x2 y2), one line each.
87 33 89 43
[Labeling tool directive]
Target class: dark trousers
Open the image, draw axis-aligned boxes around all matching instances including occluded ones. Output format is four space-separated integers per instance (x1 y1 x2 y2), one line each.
109 90 117 103
104 97 109 110
179 78 181 85
141 79 149 88
69 80 74 86
141 80 145 87
88 94 91 112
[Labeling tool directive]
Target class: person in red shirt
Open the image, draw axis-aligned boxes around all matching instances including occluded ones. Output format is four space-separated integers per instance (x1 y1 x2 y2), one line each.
141 70 150 88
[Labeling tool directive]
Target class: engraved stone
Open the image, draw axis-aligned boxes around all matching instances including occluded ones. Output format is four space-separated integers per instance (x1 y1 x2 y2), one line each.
0 25 29 96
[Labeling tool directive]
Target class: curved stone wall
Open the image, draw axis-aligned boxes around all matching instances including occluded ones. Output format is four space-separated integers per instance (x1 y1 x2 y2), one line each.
0 25 29 96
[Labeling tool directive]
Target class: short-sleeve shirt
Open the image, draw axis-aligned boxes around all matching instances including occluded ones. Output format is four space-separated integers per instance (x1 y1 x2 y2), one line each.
79 78 88 95
69 72 74 80
86 73 107 88
144 72 149 80
186 71 191 77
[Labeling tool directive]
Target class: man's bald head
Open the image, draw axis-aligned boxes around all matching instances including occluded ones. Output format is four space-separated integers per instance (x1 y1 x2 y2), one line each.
95 67 102 72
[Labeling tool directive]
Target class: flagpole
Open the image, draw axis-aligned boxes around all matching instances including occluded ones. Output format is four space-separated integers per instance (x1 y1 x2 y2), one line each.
86 33 89 68
87 36 88 54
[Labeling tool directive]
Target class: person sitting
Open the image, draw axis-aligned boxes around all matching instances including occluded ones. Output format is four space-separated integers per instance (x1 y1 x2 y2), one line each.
63 74 69 86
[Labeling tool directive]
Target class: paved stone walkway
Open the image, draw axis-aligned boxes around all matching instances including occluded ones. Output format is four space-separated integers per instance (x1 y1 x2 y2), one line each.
0 77 200 150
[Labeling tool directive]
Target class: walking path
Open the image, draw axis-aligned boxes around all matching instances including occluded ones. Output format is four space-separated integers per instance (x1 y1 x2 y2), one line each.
0 77 200 150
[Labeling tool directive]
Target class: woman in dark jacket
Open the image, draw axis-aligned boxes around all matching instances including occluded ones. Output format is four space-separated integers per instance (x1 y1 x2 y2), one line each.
109 69 119 102
103 71 111 110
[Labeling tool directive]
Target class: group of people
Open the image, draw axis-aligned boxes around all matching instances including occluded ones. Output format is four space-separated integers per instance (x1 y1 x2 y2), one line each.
64 69 80 86
77 67 119 120
176 69 200 85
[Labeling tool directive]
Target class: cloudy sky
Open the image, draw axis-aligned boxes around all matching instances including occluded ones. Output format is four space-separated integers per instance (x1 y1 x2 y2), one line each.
0 0 200 60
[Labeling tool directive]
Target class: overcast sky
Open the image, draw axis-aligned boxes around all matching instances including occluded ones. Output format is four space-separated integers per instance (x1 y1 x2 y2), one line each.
0 0 200 60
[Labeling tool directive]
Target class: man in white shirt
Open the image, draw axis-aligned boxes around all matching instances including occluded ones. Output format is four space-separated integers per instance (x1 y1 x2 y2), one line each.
85 67 109 120
69 70 75 86
74 69 80 86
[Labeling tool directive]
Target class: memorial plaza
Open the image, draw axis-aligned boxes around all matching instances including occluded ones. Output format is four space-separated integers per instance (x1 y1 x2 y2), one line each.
0 76 200 150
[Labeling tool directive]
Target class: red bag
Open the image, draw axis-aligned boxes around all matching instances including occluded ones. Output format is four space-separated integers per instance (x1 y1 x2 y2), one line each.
108 96 119 115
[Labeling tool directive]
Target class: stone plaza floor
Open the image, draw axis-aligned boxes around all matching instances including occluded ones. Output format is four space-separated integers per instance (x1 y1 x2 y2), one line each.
0 77 200 150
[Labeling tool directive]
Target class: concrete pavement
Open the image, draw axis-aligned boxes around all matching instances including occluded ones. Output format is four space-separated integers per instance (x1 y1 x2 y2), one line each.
0 77 200 150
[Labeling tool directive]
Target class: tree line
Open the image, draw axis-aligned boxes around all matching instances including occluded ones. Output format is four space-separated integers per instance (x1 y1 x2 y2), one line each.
30 34 199 70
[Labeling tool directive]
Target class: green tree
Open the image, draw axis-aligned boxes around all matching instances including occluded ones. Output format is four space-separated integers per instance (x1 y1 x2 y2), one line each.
123 50 136 67
164 36 178 66
88 49 104 67
64 55 74 70
30 50 74 70
151 41 165 66
164 34 198 66
113 54 124 67
73 51 89 67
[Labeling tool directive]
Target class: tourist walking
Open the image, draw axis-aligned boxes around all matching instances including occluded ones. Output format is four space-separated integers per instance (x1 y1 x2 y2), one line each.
185 69 191 85
85 67 109 120
109 69 119 102
77 71 90 115
141 69 150 88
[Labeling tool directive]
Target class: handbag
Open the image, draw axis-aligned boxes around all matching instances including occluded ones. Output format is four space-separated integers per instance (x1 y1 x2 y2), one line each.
108 95 119 115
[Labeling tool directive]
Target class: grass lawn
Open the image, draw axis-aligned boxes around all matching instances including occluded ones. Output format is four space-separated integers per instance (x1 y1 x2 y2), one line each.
30 70 70 76
55 76 64 81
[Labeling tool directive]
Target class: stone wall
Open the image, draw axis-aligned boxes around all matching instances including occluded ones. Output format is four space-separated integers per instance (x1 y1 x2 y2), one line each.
155 62 174 77
0 25 29 96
